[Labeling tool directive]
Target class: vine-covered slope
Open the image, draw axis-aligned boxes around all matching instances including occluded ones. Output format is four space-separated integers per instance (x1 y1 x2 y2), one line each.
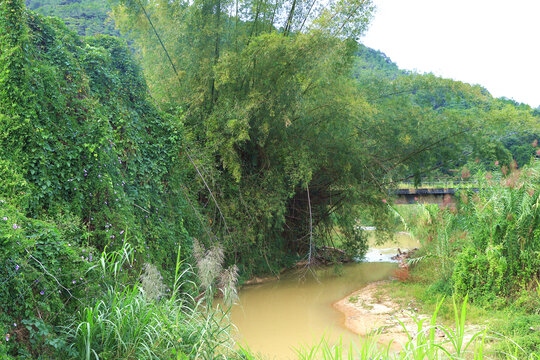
1 0 194 275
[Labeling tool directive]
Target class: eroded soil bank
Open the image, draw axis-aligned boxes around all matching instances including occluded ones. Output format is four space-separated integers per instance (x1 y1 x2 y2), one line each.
333 280 480 352
333 281 434 349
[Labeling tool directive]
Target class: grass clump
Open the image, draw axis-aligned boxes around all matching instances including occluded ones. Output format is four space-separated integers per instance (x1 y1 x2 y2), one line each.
67 286 236 360
65 242 240 360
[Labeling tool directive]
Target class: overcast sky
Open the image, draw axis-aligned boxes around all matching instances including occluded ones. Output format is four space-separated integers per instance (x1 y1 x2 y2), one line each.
361 0 540 108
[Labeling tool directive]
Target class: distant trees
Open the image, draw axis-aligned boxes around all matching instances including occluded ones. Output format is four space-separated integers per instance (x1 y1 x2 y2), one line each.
25 0 118 35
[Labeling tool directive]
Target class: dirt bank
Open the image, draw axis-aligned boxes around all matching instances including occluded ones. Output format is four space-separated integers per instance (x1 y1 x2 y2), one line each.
333 281 444 350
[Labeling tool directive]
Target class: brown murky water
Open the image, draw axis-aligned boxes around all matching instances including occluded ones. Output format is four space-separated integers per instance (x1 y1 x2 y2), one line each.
229 232 418 359
365 232 420 262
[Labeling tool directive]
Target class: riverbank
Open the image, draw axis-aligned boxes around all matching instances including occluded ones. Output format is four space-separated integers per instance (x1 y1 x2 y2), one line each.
333 252 540 358
333 280 487 353
333 281 441 350
331 247 428 349
243 246 356 285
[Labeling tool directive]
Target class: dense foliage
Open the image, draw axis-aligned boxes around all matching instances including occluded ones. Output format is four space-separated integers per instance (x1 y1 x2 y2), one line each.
401 159 540 353
354 43 406 79
407 159 540 301
2 0 199 265
452 165 539 300
111 0 386 275
25 0 117 36
111 0 538 276
0 1 204 356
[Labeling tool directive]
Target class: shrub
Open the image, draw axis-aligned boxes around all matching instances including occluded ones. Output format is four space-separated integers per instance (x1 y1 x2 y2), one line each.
452 245 507 299
405 161 540 303
0 199 97 358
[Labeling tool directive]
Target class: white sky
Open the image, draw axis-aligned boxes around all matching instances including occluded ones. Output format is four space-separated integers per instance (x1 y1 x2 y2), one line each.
361 0 540 108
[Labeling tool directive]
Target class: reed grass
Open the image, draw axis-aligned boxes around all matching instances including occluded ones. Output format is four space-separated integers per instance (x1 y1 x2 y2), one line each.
65 243 240 359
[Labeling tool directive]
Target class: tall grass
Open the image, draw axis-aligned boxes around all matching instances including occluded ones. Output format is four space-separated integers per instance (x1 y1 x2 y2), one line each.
397 160 540 299
65 243 240 359
295 296 537 359
67 285 236 359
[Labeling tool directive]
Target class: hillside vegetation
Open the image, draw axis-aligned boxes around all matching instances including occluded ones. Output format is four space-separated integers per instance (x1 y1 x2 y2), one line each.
0 1 210 356
0 0 539 358
25 0 117 35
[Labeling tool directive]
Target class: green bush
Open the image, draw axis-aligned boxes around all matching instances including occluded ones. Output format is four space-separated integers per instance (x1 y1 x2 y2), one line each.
0 199 97 358
452 245 507 299
66 285 237 359
405 161 540 304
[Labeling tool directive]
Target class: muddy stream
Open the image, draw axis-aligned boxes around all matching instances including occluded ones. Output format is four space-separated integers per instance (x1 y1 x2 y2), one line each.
228 233 419 359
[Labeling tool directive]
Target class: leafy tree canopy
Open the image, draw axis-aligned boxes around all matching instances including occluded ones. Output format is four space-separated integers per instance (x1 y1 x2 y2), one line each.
109 0 538 274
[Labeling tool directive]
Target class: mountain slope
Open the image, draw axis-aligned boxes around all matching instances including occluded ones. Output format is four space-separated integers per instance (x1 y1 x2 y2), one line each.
1 1 195 270
25 0 116 35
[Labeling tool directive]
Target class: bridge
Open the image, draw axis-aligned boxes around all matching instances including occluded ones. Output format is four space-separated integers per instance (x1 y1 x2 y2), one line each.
393 181 479 206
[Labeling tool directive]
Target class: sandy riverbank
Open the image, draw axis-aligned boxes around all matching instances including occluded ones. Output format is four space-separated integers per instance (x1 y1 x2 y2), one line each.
333 281 445 350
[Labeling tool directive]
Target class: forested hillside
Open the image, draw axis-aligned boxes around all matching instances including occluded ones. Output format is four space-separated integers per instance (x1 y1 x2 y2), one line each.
355 43 405 78
25 0 116 35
